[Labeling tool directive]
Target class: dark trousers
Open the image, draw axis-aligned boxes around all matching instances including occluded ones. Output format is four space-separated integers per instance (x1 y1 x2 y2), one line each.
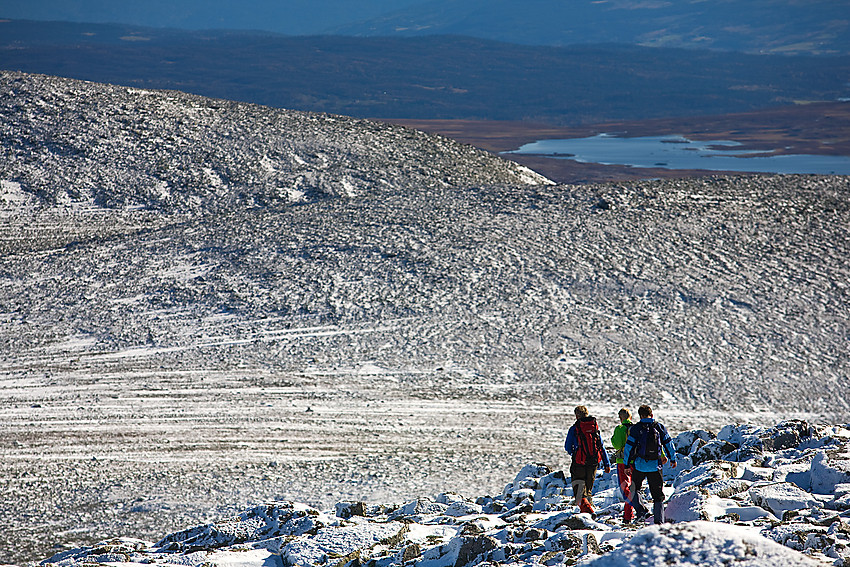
631 468 667 523
632 468 665 502
570 462 598 502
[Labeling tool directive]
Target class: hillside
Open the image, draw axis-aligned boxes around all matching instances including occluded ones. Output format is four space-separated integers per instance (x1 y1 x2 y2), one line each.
1 72 849 563
3 20 850 125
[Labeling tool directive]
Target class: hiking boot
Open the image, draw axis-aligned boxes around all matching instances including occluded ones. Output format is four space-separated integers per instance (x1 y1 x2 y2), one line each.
631 509 651 524
579 498 595 514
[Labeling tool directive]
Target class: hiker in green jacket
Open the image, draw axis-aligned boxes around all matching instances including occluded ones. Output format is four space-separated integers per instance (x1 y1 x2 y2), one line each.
611 408 635 523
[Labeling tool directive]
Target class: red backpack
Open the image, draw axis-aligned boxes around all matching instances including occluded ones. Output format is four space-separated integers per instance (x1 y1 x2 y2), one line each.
574 417 605 465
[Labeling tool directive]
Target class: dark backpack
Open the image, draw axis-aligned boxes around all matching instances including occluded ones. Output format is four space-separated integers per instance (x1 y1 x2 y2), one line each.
634 421 662 461
574 417 605 465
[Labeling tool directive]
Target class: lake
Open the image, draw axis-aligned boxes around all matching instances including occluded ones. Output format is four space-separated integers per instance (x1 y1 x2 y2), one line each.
507 134 850 175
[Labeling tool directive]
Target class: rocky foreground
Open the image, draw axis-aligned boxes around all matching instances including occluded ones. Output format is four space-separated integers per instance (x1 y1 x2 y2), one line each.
42 420 850 567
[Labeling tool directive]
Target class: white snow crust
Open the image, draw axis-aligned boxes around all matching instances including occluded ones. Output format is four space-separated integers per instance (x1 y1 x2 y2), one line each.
39 424 850 567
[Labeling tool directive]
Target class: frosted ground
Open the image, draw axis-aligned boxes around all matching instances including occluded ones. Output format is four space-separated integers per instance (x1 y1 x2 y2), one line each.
33 422 850 567
0 72 848 564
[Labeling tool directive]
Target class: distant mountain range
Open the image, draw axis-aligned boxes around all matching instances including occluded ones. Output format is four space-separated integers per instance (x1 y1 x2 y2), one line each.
332 0 850 55
3 20 849 126
0 0 423 36
2 0 848 55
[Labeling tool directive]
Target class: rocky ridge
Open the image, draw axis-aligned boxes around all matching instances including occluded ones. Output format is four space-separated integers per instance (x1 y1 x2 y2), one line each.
42 420 850 567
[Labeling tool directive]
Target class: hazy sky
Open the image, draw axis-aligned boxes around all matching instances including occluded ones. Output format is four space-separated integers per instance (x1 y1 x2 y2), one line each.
0 0 426 34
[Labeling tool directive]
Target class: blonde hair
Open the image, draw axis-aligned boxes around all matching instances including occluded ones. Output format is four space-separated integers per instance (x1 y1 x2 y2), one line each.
574 405 589 418
618 408 631 420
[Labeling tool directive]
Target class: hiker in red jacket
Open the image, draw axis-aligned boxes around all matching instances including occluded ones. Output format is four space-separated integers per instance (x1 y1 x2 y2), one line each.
564 405 611 513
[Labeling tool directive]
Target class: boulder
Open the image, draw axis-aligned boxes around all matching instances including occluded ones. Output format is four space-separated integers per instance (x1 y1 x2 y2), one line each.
673 461 738 491
674 430 715 455
435 493 484 517
389 498 449 521
280 521 406 567
760 420 814 452
718 424 764 447
436 492 467 505
665 488 712 522
336 501 367 519
772 461 813 491
748 482 821 518
720 505 777 522
401 543 422 562
725 438 764 462
505 488 535 510
739 463 775 483
538 470 569 496
512 463 551 487
583 521 821 566
454 535 500 567
543 531 583 555
691 440 738 465
500 463 552 505
445 501 485 517
829 483 850 510
665 487 774 523
702 478 752 499
810 450 850 495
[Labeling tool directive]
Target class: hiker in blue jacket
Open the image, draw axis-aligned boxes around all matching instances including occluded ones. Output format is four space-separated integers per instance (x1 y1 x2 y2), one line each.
564 405 611 514
622 404 677 524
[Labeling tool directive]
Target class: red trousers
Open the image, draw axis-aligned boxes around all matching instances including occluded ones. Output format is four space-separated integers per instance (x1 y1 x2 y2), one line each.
617 463 634 522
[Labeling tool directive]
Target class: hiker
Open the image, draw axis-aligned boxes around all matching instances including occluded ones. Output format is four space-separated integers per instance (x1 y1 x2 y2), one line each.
564 405 611 513
611 407 635 523
623 404 677 524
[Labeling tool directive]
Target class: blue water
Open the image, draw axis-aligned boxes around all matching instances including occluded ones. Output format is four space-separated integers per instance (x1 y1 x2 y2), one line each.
508 134 850 175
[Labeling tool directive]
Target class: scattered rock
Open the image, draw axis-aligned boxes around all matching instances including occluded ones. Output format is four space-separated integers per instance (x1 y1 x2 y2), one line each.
38 423 850 567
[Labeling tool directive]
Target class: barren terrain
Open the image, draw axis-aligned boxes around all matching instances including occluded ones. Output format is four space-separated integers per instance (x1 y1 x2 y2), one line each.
1 73 848 565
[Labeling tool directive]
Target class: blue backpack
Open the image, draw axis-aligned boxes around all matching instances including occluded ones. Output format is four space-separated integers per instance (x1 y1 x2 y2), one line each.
634 422 662 461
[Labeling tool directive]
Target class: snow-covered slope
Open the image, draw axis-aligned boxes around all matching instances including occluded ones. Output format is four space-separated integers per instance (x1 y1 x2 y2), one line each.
41 421 850 567
0 71 549 213
0 72 848 564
